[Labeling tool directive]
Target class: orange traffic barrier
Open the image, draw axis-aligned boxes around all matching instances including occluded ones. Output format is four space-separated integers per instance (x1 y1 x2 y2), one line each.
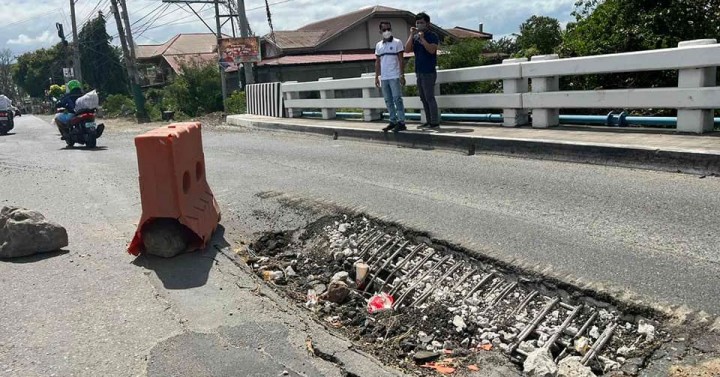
128 122 221 255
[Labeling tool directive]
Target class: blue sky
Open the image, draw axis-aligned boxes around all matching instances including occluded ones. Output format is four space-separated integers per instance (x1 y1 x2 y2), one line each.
0 0 578 56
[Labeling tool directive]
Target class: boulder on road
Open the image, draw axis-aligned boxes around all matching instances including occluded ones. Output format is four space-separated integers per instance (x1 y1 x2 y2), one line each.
0 206 68 258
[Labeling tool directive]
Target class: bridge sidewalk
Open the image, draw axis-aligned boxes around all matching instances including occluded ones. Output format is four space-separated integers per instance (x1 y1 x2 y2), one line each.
227 114 720 175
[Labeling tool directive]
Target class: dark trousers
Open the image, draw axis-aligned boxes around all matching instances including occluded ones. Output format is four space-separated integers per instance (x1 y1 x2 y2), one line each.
417 72 439 125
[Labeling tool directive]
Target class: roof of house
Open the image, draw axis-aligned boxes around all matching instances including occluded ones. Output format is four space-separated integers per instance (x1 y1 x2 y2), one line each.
136 33 228 59
265 5 452 52
445 27 493 40
257 51 415 67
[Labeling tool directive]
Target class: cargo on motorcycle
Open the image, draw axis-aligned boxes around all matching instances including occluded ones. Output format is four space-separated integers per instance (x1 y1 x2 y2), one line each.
54 80 105 148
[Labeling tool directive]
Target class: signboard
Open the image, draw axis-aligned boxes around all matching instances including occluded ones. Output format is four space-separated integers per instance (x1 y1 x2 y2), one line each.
219 37 261 64
62 68 74 80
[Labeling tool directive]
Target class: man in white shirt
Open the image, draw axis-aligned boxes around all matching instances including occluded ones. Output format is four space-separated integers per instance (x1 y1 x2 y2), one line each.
375 21 407 132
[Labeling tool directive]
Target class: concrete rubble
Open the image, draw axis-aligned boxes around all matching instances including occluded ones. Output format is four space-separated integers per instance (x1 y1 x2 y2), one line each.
246 215 673 376
0 206 68 258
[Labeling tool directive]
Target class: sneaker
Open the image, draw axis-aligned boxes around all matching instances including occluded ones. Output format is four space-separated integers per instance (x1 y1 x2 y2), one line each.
417 123 432 130
429 124 440 129
394 122 407 132
382 123 397 132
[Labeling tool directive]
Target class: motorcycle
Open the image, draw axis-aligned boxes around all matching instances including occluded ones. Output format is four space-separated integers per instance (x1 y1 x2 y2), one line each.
0 108 14 135
55 108 105 148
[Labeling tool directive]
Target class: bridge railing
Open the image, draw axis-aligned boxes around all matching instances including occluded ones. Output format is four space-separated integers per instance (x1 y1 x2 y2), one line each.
248 39 720 133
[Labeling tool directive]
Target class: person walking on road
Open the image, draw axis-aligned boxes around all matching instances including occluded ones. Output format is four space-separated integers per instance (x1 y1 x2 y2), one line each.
406 12 440 130
375 21 407 132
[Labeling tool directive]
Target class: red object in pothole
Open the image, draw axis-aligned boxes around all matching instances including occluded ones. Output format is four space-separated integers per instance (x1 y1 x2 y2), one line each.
367 293 394 314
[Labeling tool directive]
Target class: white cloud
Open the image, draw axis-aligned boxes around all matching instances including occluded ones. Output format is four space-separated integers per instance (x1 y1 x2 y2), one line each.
7 31 57 45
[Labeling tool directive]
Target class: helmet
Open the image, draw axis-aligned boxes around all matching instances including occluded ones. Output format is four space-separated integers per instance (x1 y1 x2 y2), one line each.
67 80 81 92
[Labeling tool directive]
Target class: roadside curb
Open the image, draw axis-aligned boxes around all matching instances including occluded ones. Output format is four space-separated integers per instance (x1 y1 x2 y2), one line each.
227 116 720 176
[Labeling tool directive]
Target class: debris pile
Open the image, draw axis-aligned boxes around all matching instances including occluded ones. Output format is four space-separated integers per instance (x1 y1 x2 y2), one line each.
245 215 667 376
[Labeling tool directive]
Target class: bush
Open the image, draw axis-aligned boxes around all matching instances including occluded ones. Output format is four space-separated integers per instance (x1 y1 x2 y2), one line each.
161 60 223 117
225 91 246 114
103 94 135 117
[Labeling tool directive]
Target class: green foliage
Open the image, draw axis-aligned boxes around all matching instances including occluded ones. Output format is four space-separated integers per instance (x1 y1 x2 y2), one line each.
161 60 223 117
437 38 501 96
103 94 135 117
78 13 128 97
516 15 563 55
13 44 65 98
225 91 247 114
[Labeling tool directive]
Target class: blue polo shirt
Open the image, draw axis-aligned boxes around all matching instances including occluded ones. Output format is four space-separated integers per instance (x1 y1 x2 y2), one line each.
414 31 439 74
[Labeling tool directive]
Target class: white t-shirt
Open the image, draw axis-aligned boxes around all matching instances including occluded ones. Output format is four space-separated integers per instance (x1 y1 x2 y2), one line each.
375 38 404 81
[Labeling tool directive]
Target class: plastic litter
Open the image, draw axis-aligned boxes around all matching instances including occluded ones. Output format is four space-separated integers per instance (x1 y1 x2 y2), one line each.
367 292 394 314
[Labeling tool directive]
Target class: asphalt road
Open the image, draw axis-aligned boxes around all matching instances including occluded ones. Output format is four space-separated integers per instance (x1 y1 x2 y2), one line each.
1 115 719 375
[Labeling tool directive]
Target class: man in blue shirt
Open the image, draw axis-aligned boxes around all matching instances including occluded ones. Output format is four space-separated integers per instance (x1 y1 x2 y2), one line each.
405 12 440 129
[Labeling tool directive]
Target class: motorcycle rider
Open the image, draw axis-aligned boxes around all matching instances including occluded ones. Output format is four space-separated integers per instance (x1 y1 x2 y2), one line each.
54 80 84 138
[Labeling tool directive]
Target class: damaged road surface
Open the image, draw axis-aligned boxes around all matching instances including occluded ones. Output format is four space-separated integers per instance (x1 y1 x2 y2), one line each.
247 214 720 377
2 116 720 376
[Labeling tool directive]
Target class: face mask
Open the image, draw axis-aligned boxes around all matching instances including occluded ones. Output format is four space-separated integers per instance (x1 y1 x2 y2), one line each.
416 23 427 31
382 31 392 39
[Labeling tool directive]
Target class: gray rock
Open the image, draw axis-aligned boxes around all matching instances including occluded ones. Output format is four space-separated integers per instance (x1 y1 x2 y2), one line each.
0 206 68 258
558 356 595 377
141 218 190 258
413 350 441 363
523 348 558 377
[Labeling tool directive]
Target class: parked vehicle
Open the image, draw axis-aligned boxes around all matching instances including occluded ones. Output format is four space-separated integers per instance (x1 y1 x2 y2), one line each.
0 108 13 135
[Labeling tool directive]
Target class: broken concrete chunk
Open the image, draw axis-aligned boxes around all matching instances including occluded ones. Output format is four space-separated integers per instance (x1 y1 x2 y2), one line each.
453 315 467 330
637 319 656 342
523 348 559 377
0 206 68 258
558 356 595 377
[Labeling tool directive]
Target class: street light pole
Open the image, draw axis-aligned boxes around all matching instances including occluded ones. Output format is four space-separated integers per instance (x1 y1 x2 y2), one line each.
237 0 254 86
69 0 83 82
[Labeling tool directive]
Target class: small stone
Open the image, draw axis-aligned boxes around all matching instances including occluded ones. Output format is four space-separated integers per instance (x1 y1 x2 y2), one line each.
558 356 595 377
638 319 656 342
338 223 350 233
331 271 349 283
453 315 467 330
413 351 441 364
589 326 600 340
313 283 327 294
617 345 635 357
431 340 443 349
460 338 470 347
443 340 454 350
400 341 416 352
324 281 349 304
285 266 297 277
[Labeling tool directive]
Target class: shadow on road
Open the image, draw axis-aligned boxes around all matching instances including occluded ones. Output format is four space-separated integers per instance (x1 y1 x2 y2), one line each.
59 146 109 151
1 249 70 263
0 132 16 136
132 225 230 290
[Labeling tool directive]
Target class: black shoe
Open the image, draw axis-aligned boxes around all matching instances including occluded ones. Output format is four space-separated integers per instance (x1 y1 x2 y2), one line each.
417 123 432 130
394 122 407 132
382 123 397 132
429 124 440 129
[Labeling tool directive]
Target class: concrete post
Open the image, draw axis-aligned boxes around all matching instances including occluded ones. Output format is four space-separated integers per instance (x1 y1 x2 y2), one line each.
677 39 718 134
319 77 336 120
502 58 529 127
361 73 383 121
530 54 560 128
283 81 302 118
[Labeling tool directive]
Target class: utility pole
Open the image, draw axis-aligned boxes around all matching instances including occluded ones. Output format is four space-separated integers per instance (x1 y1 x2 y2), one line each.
236 0 254 86
69 0 83 82
214 0 228 108
110 0 149 122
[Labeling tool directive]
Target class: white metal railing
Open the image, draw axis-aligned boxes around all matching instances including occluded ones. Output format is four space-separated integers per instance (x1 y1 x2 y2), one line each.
270 39 720 133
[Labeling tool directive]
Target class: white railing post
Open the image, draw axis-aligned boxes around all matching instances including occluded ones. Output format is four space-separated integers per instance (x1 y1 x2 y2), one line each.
530 54 560 128
502 58 529 127
283 81 302 118
677 39 718 134
361 73 382 121
319 77 336 120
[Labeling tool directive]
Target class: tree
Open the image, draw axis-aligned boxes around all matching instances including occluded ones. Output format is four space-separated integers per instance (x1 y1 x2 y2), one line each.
515 16 563 55
13 44 65 98
559 0 720 91
78 12 128 97
161 59 223 117
0 49 18 99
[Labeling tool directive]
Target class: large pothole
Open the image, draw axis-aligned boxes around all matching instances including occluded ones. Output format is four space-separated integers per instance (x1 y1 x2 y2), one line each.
240 214 715 376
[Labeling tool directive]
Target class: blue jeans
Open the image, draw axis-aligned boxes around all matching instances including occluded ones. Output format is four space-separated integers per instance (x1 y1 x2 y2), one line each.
381 78 405 124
